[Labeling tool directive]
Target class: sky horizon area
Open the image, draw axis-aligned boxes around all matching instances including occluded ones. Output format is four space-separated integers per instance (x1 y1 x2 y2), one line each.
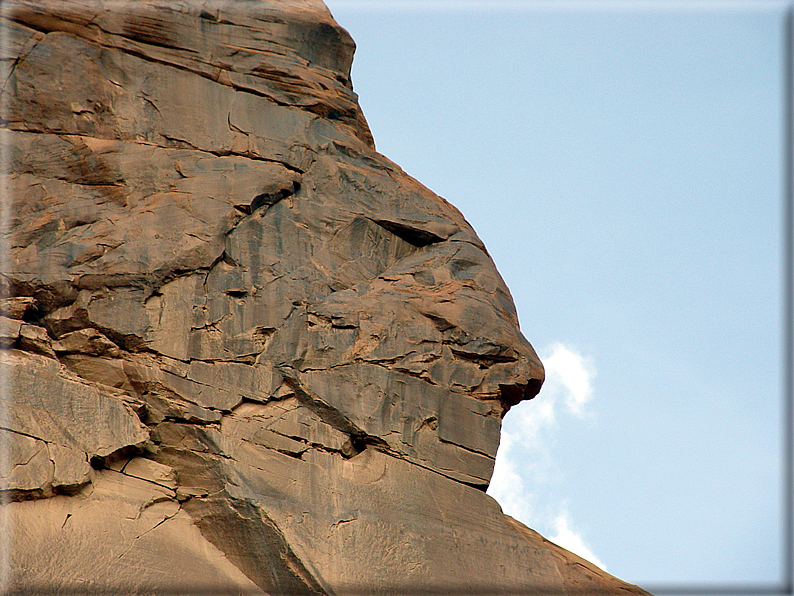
324 1 791 593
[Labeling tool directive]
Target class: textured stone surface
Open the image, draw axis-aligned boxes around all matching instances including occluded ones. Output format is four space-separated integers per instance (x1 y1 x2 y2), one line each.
1 1 650 594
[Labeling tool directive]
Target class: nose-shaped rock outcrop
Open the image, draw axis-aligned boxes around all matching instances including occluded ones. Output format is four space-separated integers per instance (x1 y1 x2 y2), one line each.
1 1 648 594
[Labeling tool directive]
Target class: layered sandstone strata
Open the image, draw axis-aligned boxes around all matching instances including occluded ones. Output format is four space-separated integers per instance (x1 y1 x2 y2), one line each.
1 1 650 594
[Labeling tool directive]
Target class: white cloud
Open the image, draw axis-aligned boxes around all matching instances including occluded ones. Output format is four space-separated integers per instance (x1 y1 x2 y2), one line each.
487 342 606 571
488 341 595 467
488 437 536 523
541 342 595 417
549 512 608 571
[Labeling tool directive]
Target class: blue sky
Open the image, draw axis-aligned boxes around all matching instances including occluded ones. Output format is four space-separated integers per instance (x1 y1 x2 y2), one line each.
324 0 788 591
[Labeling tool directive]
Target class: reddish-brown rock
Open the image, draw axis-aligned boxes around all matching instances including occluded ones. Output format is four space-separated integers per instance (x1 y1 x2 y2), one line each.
1 1 650 594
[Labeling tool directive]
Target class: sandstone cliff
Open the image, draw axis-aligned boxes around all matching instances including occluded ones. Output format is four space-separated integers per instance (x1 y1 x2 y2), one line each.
0 1 650 594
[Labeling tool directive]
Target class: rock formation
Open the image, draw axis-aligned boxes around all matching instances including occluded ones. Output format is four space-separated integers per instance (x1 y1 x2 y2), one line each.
0 1 651 594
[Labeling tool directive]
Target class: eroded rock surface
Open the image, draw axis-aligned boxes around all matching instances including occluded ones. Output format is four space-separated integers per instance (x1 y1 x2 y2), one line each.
1 1 649 594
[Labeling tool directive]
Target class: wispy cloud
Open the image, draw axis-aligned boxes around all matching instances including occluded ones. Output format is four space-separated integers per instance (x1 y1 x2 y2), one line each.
550 511 608 571
488 431 537 523
488 342 605 570
542 342 595 417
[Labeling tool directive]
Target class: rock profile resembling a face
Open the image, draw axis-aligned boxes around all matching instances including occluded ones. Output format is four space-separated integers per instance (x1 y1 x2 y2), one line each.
1 1 650 594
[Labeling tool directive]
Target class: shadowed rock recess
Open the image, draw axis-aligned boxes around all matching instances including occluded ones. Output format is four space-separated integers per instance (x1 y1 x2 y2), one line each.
0 1 651 594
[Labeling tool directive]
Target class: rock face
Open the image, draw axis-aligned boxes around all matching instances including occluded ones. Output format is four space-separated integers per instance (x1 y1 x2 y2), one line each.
0 1 650 594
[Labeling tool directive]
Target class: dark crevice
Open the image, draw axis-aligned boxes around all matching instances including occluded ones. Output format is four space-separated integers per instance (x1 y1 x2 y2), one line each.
89 444 144 471
340 435 367 459
0 27 43 93
250 181 300 212
0 426 46 443
370 218 445 247
0 476 92 503
278 369 389 455
241 437 306 460
423 313 455 333
436 436 494 459
449 347 519 366
499 378 543 415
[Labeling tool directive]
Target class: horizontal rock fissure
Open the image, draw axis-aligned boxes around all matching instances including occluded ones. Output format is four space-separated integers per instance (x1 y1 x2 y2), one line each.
448 348 519 365
241 438 306 460
4 125 311 174
113 467 179 492
6 16 332 113
384 450 489 492
436 436 494 459
0 426 48 443
370 219 446 247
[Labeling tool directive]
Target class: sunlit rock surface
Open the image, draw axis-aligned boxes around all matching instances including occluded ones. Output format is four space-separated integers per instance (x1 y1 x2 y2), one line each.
1 1 650 593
